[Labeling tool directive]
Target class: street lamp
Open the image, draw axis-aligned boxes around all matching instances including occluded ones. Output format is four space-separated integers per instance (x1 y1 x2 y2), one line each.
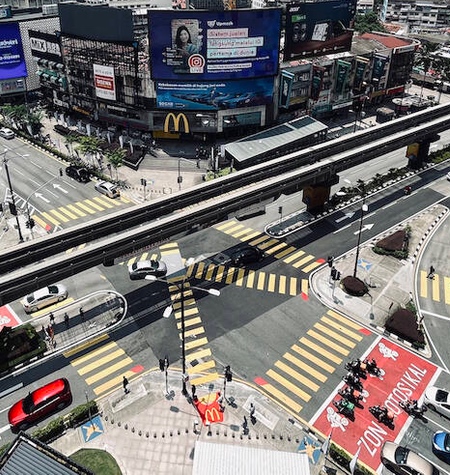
177 157 198 191
343 179 368 279
1 148 23 243
146 275 220 396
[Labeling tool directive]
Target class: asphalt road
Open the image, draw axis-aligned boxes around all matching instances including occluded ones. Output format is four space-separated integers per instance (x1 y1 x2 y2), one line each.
0 136 135 234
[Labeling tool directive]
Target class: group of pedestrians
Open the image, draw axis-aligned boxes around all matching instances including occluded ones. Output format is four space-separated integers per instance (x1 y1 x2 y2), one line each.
40 307 88 348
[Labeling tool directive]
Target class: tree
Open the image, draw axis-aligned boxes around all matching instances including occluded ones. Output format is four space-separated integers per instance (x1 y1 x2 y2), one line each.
354 12 387 34
76 136 102 168
415 41 441 99
26 109 44 136
65 133 78 159
105 148 126 180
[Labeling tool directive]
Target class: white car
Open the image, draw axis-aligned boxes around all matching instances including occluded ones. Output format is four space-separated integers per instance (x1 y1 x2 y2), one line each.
94 181 120 199
425 386 450 417
381 442 439 475
128 260 167 280
21 284 68 314
446 171 450 181
0 127 15 139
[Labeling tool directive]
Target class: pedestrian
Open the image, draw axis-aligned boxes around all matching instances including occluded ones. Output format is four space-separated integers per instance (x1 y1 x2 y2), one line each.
64 312 69 327
242 415 248 434
191 384 197 400
249 403 256 423
123 376 130 394
427 265 435 279
49 312 55 325
79 307 85 322
217 391 224 412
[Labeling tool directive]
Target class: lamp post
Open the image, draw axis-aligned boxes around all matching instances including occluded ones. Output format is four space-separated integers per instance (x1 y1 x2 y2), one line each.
343 179 368 279
146 275 220 396
2 148 23 243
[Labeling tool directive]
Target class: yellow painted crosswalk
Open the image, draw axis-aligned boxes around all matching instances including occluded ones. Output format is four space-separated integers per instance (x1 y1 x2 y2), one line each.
257 310 368 415
64 336 142 396
32 195 132 230
419 270 450 304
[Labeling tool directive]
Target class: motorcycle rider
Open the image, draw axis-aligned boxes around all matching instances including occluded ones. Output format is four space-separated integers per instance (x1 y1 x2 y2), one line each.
364 358 377 372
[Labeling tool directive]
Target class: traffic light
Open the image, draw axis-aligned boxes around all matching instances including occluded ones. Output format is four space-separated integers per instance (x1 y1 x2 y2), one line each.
159 359 165 372
225 365 232 382
335 271 341 281
26 219 35 229
164 356 170 370
141 178 147 187
8 202 17 216
327 256 334 268
331 267 337 280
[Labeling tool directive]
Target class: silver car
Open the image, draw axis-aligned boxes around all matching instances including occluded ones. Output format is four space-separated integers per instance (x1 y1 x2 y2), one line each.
94 181 120 199
381 442 439 475
128 260 167 280
0 127 15 139
21 284 68 313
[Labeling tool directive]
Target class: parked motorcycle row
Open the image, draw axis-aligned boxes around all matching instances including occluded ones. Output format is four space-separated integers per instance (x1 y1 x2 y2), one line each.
333 358 426 426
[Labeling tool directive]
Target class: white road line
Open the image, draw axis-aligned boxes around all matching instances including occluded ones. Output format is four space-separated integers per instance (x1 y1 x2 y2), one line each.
0 424 10 434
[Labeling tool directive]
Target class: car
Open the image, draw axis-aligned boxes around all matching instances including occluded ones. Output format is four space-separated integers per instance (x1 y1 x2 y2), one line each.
8 378 72 432
446 171 450 181
425 386 450 417
128 260 167 280
21 284 68 314
433 431 450 462
381 441 439 475
230 245 265 266
65 165 90 183
95 180 120 198
0 127 15 139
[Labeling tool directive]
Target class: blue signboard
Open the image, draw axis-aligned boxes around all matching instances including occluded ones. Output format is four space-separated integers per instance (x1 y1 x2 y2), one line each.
0 23 27 80
156 77 274 110
149 9 281 81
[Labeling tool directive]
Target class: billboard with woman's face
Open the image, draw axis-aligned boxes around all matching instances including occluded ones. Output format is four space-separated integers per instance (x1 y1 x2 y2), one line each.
149 9 281 81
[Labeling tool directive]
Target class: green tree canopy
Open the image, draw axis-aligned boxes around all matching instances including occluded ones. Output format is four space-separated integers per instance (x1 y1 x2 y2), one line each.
354 12 387 34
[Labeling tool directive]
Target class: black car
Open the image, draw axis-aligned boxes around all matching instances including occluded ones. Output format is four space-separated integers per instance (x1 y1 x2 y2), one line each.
230 245 265 266
65 165 90 183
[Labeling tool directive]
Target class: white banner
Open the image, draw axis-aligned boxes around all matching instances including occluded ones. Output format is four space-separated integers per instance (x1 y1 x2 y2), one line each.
93 64 116 101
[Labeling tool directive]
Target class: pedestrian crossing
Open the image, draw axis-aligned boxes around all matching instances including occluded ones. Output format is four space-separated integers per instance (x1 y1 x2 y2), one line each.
163 242 219 388
419 270 450 305
185 261 309 298
64 334 144 396
255 310 370 414
31 195 132 230
214 220 325 274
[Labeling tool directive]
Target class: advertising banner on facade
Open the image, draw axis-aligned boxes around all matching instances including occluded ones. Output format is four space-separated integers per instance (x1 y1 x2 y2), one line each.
279 70 295 108
354 58 369 91
310 66 325 101
284 0 356 61
156 77 274 110
149 9 281 81
334 60 351 94
0 23 27 80
29 30 62 62
93 64 116 101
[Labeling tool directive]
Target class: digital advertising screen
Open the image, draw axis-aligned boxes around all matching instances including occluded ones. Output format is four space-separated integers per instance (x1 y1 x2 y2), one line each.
0 23 27 80
149 9 282 81
156 77 274 110
284 0 356 61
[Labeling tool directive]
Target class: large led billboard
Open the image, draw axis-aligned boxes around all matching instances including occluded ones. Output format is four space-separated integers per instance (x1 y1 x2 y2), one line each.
284 0 356 61
149 9 281 81
0 23 27 80
156 77 274 110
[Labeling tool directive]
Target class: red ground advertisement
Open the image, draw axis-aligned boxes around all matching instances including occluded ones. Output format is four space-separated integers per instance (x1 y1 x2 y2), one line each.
0 305 22 331
310 337 439 471
193 391 225 425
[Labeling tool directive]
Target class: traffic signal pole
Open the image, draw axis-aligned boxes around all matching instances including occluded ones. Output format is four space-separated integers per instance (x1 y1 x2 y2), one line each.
2 150 23 243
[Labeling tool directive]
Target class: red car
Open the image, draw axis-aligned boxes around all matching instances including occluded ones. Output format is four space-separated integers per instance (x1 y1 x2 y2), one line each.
8 378 72 432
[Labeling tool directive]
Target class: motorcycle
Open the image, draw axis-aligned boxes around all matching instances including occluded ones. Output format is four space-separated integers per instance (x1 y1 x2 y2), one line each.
369 405 395 428
399 399 427 418
343 372 364 393
345 359 368 379
363 358 384 378
333 398 355 420
338 386 364 407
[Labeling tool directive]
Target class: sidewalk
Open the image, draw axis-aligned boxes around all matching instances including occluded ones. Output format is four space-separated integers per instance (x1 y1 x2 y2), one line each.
51 370 336 475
